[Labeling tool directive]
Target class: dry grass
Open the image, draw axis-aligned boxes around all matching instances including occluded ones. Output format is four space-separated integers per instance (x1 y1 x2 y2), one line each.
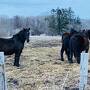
4 36 90 90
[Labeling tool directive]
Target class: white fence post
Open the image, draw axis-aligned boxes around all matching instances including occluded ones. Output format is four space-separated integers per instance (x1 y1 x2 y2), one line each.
0 52 7 90
79 51 89 90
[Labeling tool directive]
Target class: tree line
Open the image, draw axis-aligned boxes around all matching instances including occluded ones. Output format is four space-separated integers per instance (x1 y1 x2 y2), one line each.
0 7 81 36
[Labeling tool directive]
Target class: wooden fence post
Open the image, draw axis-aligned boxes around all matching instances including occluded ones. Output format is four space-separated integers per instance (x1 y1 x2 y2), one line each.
0 52 7 90
79 51 89 90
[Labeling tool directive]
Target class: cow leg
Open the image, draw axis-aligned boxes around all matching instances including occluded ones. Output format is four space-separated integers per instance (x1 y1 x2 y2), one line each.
85 47 89 53
14 50 22 67
68 50 73 63
60 45 64 61
75 50 81 64
68 41 73 63
65 49 70 61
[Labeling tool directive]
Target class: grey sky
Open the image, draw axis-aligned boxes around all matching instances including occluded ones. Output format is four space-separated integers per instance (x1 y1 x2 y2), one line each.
0 0 90 19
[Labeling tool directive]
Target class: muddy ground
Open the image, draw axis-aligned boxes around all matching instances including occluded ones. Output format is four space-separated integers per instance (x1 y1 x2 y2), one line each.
5 36 90 90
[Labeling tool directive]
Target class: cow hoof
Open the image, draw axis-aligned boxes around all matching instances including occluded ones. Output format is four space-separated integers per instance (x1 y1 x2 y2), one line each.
77 62 80 64
61 58 64 61
13 63 20 67
68 61 73 64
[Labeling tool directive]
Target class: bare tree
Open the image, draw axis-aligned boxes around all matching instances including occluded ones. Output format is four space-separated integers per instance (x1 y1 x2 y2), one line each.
13 16 22 29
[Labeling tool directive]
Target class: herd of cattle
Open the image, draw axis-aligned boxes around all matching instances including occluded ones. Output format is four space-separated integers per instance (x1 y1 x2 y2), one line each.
60 29 90 64
1 27 90 67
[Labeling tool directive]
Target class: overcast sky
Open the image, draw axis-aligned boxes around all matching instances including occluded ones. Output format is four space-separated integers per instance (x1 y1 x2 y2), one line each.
0 0 90 19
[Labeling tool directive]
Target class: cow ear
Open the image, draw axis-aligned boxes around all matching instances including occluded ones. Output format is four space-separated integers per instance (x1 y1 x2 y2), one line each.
23 28 25 30
28 28 30 30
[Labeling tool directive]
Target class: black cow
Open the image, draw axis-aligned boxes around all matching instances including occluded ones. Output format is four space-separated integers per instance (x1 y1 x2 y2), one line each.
68 33 89 64
60 29 78 61
0 28 30 67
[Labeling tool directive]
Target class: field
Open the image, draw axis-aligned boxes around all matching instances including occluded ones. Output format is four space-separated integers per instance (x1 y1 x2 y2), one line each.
5 36 90 90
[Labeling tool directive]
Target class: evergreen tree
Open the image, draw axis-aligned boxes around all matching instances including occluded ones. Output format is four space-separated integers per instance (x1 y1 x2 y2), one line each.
46 7 81 35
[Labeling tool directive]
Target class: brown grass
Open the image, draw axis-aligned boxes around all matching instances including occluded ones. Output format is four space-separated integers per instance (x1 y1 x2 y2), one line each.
5 36 90 90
